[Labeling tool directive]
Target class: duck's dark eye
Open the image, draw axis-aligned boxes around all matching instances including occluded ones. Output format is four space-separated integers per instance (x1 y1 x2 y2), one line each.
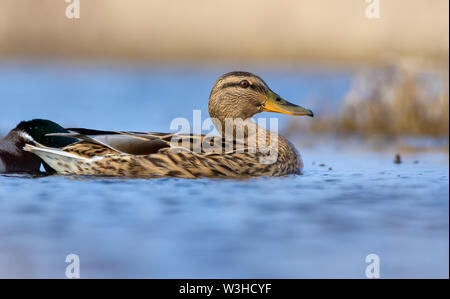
239 80 250 88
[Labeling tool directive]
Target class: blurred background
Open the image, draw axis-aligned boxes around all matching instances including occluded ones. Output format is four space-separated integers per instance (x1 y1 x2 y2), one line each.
0 0 448 142
0 0 448 62
0 0 448 278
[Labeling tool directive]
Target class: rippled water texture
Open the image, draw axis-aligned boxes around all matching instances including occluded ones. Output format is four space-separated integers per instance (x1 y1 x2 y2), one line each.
0 62 448 278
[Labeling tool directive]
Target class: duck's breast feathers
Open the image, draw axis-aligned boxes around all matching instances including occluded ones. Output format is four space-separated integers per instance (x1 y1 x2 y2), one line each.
0 130 41 173
0 130 34 153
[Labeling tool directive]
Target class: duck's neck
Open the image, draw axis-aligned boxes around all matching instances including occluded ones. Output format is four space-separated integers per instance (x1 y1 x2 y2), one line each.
213 117 276 158
212 116 302 168
212 117 272 140
0 130 31 153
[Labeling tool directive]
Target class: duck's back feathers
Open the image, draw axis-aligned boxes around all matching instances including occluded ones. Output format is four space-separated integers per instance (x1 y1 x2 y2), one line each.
48 128 171 156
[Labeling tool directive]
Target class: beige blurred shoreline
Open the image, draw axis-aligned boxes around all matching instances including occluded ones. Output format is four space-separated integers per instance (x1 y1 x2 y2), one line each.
0 0 448 64
0 0 448 140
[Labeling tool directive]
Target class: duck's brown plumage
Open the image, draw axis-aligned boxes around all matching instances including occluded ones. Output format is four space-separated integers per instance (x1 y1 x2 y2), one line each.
24 72 313 178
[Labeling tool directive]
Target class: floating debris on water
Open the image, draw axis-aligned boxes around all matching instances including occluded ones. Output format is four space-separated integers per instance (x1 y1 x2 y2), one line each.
328 167 333 171
319 163 326 167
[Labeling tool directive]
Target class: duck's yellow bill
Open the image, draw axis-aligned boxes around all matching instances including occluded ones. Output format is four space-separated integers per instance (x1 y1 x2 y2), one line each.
262 90 314 117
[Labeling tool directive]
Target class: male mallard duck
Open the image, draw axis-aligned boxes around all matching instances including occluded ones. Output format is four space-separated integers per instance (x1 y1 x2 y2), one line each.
24 72 313 178
0 119 77 174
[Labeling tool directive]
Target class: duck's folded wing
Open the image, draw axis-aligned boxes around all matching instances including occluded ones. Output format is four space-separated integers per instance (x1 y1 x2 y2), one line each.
48 128 248 156
47 128 171 155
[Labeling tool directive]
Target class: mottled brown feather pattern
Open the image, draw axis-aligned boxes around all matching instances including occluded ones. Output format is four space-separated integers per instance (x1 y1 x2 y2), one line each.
49 134 301 178
25 72 307 178
63 142 118 158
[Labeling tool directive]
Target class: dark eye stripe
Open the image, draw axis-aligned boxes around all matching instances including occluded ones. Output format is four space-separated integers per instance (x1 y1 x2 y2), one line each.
221 82 266 93
221 82 242 89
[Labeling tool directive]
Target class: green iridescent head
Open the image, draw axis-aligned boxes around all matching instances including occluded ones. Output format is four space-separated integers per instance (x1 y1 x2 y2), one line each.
15 119 77 147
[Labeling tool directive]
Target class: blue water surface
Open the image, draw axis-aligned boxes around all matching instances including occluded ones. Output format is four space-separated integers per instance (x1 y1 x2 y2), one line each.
0 62 448 278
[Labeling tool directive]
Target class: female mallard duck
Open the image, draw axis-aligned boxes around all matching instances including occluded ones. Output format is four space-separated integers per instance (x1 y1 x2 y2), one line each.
24 72 313 178
0 119 77 174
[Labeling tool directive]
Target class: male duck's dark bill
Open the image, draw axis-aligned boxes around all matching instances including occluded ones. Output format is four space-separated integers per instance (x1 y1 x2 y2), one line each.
262 90 314 117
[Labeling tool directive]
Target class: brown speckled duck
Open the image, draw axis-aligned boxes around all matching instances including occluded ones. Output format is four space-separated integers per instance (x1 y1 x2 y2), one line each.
24 72 313 178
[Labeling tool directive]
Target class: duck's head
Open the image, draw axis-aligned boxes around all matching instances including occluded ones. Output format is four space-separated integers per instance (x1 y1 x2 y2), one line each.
0 119 77 174
208 71 313 127
15 119 77 148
